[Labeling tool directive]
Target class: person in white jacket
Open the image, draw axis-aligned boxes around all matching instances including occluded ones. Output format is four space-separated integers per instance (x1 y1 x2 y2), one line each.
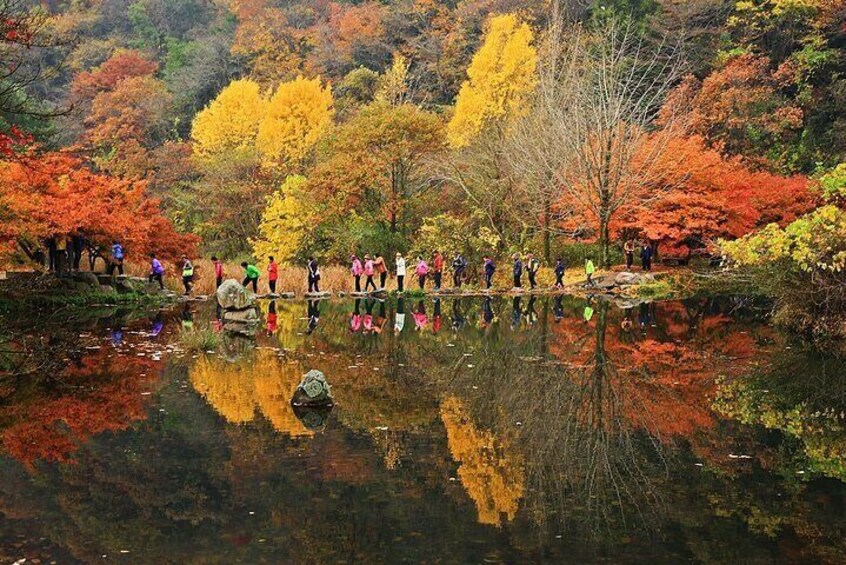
395 252 406 293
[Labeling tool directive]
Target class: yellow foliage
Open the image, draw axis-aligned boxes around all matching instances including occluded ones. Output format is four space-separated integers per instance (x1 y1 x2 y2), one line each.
256 76 334 169
447 14 538 148
251 175 315 264
189 350 313 437
191 79 267 159
375 52 410 106
440 396 524 526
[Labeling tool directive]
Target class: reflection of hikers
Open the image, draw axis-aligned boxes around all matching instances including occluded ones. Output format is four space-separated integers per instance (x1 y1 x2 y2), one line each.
267 300 278 335
351 255 363 292
512 253 523 289
585 258 596 287
511 296 522 329
108 240 125 276
267 256 279 293
621 308 634 332
640 243 653 272
415 256 429 289
452 252 467 289
583 303 594 322
307 257 321 292
553 295 564 322
148 253 165 289
433 297 442 333
451 298 465 331
307 299 320 334
433 251 444 290
524 295 537 325
395 297 406 332
374 253 387 289
395 252 406 292
482 296 494 327
350 299 362 333
483 256 496 289
363 254 377 292
241 261 260 293
181 254 194 295
413 300 428 331
212 256 224 288
624 239 636 270
554 258 566 288
526 253 540 290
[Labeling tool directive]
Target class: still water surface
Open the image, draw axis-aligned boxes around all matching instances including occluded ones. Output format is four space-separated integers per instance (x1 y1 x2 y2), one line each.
1 296 845 563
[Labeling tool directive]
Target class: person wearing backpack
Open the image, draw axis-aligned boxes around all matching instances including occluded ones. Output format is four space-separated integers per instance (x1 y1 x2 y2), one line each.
512 253 523 289
526 253 540 290
307 257 321 293
585 258 596 287
432 250 444 290
483 256 496 289
415 256 429 290
181 254 194 295
374 253 388 289
554 258 566 288
452 252 467 289
148 253 165 289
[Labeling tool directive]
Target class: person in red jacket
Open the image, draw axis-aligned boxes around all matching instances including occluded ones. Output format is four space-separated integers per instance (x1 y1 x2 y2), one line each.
267 256 279 293
432 250 444 290
212 256 224 288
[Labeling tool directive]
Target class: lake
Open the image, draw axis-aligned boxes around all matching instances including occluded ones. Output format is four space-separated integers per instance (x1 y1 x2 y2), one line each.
1 295 845 563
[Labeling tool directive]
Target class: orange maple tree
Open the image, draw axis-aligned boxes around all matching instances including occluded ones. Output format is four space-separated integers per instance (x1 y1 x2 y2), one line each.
0 151 198 260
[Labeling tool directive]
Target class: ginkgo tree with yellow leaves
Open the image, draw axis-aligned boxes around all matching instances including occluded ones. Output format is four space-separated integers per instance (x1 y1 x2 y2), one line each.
447 14 538 149
251 175 318 263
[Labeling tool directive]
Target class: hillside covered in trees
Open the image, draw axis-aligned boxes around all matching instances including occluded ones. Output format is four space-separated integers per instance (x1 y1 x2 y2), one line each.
1 0 845 307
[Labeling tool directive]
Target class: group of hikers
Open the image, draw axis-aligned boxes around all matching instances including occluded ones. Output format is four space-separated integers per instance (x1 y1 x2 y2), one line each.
140 240 657 296
349 251 565 294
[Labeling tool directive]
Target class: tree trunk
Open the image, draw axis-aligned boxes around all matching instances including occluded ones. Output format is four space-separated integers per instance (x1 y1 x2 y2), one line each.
542 197 551 264
599 214 611 269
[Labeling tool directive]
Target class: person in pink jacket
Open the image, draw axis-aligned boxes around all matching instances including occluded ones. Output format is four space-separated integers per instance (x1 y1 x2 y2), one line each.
351 254 363 292
363 254 377 292
415 255 429 290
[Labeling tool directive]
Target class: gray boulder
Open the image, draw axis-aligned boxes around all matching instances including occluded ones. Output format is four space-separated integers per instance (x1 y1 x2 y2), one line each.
217 279 254 310
291 370 333 407
614 272 655 286
74 271 101 289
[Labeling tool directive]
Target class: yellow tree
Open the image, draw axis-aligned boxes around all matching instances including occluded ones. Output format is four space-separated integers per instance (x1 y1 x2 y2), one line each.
251 175 316 263
190 79 267 159
256 76 335 171
446 13 538 148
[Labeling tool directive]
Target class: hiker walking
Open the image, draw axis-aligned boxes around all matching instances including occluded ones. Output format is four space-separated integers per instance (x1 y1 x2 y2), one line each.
363 254 377 292
181 254 194 295
526 253 540 290
624 239 636 270
512 253 523 289
554 258 566 288
640 242 653 272
351 254 363 292
241 261 260 293
148 253 165 289
432 251 444 290
585 258 596 287
452 252 467 289
415 255 429 290
307 256 321 293
395 252 406 293
212 256 224 288
267 256 279 293
108 240 125 276
374 253 387 289
483 256 496 289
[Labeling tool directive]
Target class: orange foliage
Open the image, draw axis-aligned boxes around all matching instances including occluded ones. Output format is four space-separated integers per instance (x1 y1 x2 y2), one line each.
0 151 199 259
70 50 159 102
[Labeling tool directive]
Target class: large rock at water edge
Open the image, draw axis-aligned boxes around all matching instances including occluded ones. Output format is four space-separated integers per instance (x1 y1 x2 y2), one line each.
291 370 333 407
217 279 254 310
614 272 655 286
222 307 259 323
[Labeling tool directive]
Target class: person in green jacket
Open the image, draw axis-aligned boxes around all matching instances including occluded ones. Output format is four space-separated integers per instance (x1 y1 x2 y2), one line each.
585 258 596 287
241 261 260 292
181 254 194 296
